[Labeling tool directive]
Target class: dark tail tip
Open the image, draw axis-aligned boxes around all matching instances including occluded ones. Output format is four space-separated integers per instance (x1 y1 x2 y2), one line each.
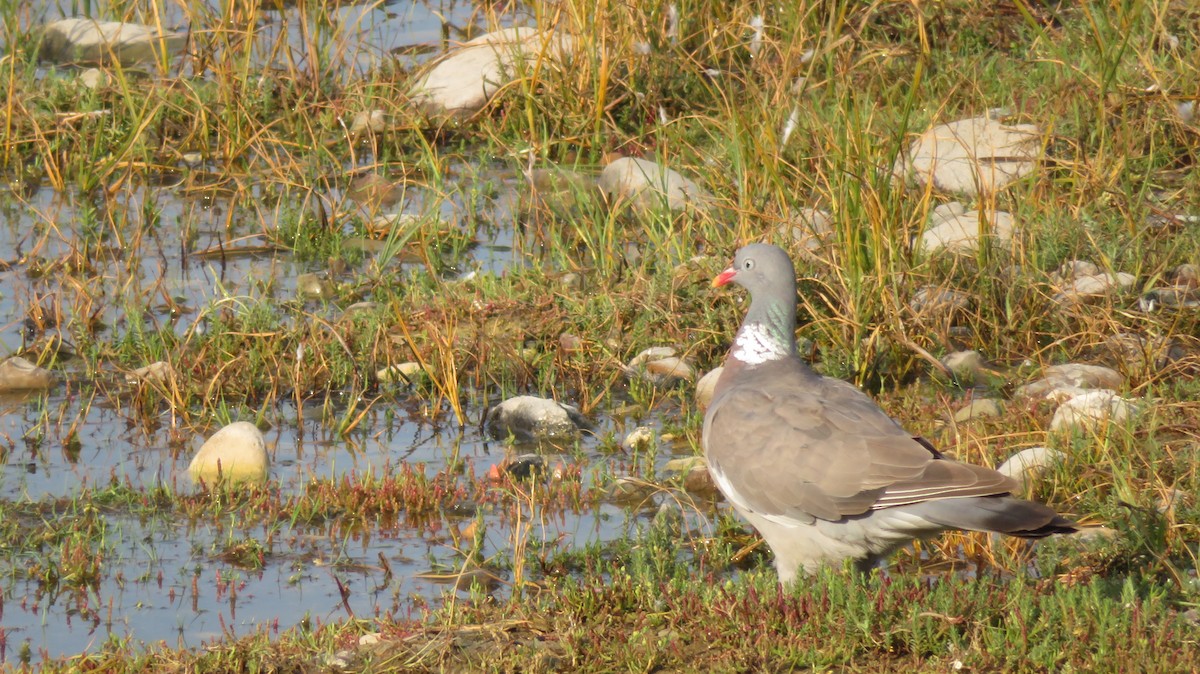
1007 513 1078 539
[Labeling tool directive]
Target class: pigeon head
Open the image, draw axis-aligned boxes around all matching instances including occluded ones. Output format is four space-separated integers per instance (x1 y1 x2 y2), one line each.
713 243 797 294
713 243 798 365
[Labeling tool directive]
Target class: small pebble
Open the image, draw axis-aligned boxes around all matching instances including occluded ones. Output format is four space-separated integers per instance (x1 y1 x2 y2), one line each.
623 426 655 452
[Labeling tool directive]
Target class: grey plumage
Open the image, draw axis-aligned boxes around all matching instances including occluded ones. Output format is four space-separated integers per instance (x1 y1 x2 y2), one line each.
703 243 1075 583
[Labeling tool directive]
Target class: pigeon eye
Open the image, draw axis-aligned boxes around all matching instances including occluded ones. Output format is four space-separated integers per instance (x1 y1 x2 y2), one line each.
743 259 754 270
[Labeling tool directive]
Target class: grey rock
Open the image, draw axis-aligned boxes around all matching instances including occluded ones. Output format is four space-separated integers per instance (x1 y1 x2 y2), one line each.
1056 259 1101 280
1016 363 1124 402
626 346 695 384
376 362 424 384
349 109 386 137
341 301 380 317
296 273 335 300
410 28 575 118
623 426 655 452
558 272 582 290
1139 286 1200 312
895 115 1041 196
358 633 382 646
1069 526 1119 543
606 476 657 508
1054 272 1136 304
942 350 988 380
0 357 57 391
918 203 1015 254
41 18 185 65
1177 101 1196 124
485 395 585 443
1172 263 1199 287
505 453 546 480
79 67 109 89
1050 390 1136 432
695 366 723 410
1157 489 1187 515
527 167 595 215
1099 333 1183 371
953 398 1003 422
662 456 707 475
126 361 173 385
780 208 834 259
598 157 710 214
662 456 719 497
1051 260 1135 304
909 286 972 317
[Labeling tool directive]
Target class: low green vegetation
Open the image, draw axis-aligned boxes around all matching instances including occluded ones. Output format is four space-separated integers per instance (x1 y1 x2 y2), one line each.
2 0 1200 670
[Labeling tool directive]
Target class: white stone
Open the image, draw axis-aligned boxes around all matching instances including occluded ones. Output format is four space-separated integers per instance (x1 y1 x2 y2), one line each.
996 446 1065 491
695 366 723 410
623 426 655 451
644 356 695 381
929 201 967 221
1016 363 1124 402
908 286 972 316
485 395 584 443
1101 333 1179 370
358 633 382 646
40 18 185 66
79 67 109 89
663 456 721 498
1068 526 1118 543
341 301 380 317
626 346 695 384
296 273 334 300
1056 272 1136 303
1056 259 1100 280
527 167 594 215
918 205 1014 254
598 157 710 214
628 346 677 365
663 456 707 474
349 109 385 137
1177 101 1196 124
1173 263 1199 287
953 398 1003 422
896 115 1041 196
1051 260 1136 304
942 350 987 379
1139 286 1200 312
606 476 657 507
0 357 57 391
376 362 423 384
410 28 575 118
780 208 834 257
1050 390 1136 432
125 361 173 385
188 422 270 485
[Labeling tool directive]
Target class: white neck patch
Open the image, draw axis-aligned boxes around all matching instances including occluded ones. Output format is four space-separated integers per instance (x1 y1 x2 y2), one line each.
732 323 791 365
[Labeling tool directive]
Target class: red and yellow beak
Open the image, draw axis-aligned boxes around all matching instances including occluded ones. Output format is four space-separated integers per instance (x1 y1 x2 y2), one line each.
711 267 737 288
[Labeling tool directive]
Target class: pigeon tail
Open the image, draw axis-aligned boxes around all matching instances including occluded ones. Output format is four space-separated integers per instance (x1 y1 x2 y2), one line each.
900 495 1078 538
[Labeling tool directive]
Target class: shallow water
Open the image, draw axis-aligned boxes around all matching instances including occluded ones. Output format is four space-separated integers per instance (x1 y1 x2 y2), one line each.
0 1 697 664
0 178 667 663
